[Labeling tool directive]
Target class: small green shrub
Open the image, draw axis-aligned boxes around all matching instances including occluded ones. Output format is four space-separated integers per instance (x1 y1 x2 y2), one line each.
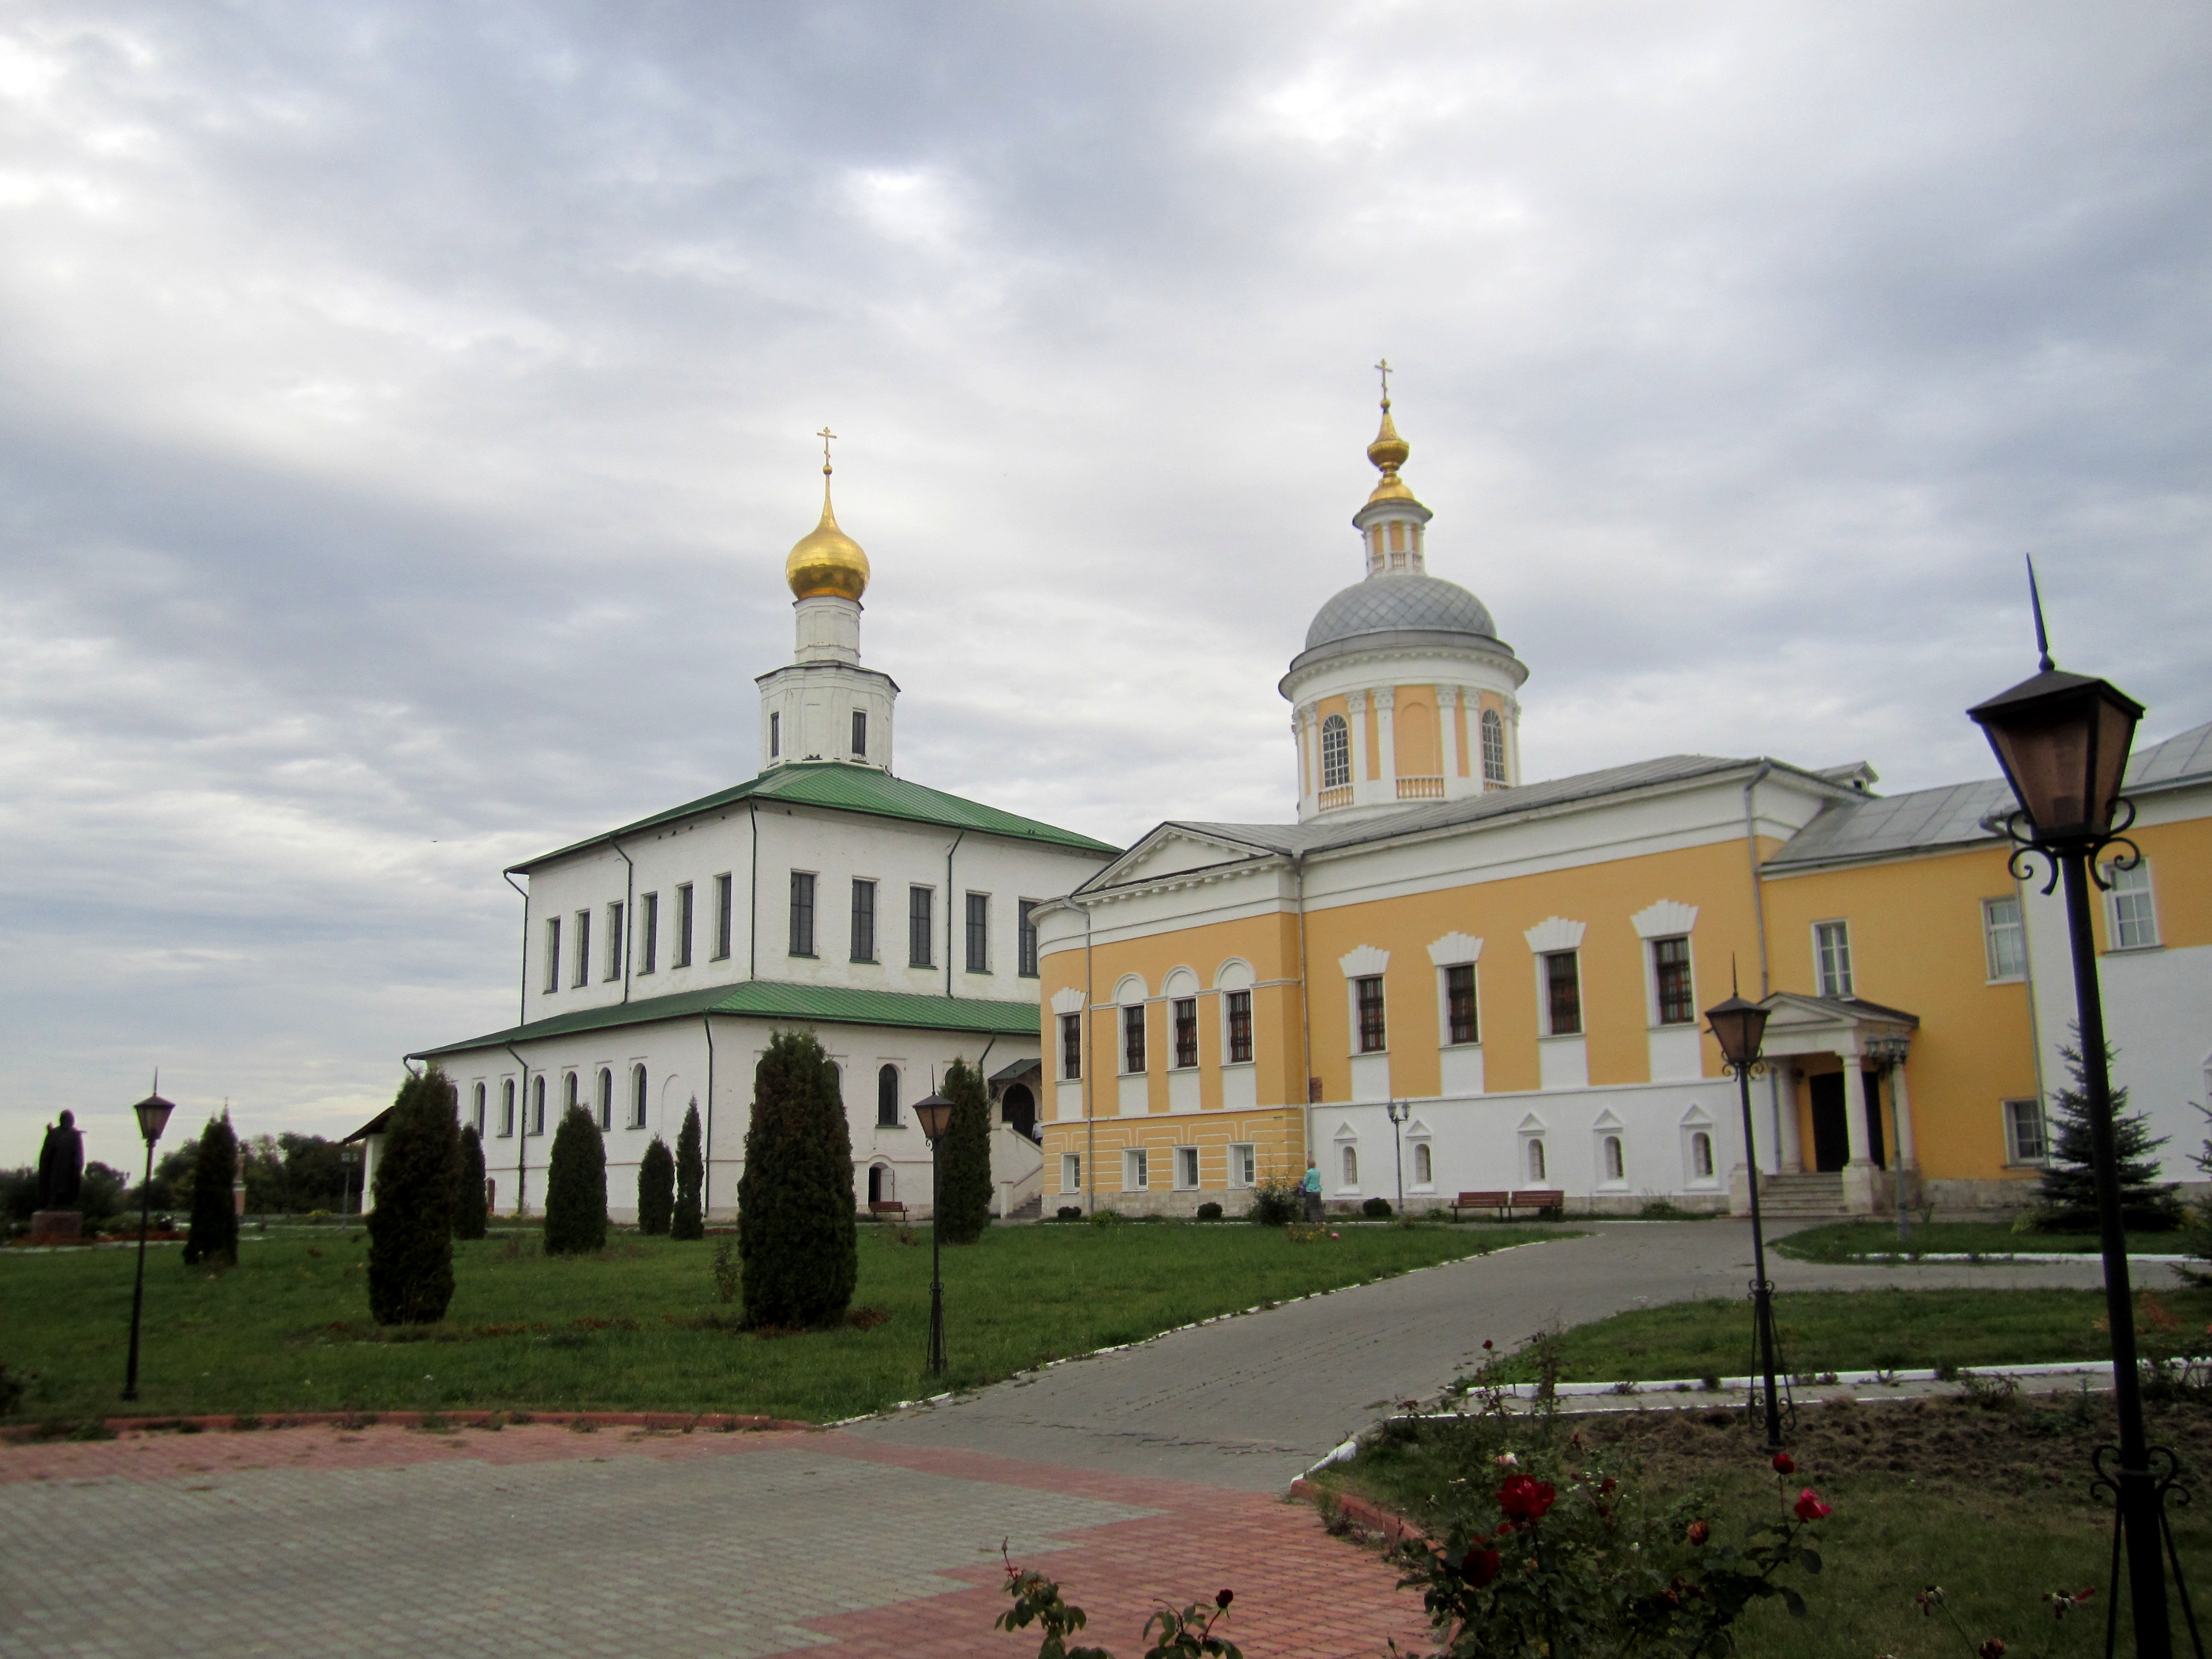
711 1237 738 1304
1247 1182 1302 1226
636 1136 675 1236
1196 1201 1224 1221
1055 1205 1083 1221
542 1108 608 1256
1363 1197 1393 1219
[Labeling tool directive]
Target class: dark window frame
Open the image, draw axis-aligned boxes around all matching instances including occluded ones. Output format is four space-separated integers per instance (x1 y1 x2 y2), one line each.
1060 1012 1082 1080
1445 963 1478 1045
1652 935 1694 1026
674 883 694 969
639 891 659 975
1172 997 1198 1069
573 909 591 989
908 886 933 967
1544 950 1582 1036
851 709 867 757
1017 900 1039 978
850 878 878 962
631 1064 648 1129
877 1064 900 1128
1122 1004 1147 1073
713 873 734 961
1226 990 1252 1063
544 918 561 993
965 892 990 973
1355 975 1387 1053
769 710 780 758
789 871 817 958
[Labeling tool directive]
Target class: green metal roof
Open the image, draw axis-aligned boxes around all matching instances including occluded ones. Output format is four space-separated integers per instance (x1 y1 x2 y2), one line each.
412 978 1041 1059
511 761 1118 873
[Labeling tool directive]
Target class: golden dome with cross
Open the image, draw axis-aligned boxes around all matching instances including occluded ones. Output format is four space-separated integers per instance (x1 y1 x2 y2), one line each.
785 427 871 601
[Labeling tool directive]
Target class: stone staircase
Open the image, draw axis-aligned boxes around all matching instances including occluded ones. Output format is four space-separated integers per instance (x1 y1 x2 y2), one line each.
1756 1173 1848 1218
1007 1194 1043 1221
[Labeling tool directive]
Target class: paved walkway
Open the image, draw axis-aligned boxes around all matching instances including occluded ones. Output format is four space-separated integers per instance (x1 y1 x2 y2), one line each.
852 1219 2179 1491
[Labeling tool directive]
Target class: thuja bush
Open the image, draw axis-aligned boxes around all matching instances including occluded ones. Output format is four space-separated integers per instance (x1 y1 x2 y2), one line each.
455 1124 489 1241
183 1110 240 1268
636 1136 675 1236
935 1057 993 1245
737 1031 858 1328
543 1107 608 1255
367 1069 461 1324
1247 1182 1302 1226
671 1104 705 1241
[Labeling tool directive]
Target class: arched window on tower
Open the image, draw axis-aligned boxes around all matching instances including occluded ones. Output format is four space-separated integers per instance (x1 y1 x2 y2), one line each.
1321 714 1351 790
631 1064 648 1129
595 1068 612 1131
1481 708 1507 784
877 1064 899 1129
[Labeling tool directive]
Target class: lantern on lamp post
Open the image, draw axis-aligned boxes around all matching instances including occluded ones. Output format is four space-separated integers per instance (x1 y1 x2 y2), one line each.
1705 988 1785 1451
1967 586 2189 1659
122 1083 177 1403
912 1089 954 1377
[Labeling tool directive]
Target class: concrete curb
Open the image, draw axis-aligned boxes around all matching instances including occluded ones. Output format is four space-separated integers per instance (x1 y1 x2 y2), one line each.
1475 1358 2117 1400
1287 1478 1424 1547
1 1409 814 1444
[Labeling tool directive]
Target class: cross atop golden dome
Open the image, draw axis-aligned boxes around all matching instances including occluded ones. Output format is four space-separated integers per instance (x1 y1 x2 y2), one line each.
1365 359 1416 504
785 427 870 602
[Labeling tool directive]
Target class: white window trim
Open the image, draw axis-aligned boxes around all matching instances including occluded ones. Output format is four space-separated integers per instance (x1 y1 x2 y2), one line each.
2002 1097 2051 1167
1642 934 1697 1030
1227 1142 1257 1188
2102 858 2161 951
1534 950 1584 1039
1982 895 2027 983
1434 959 1481 1049
1173 1145 1200 1190
1346 974 1388 1057
1122 1147 1149 1192
1408 1136 1435 1193
1060 1152 1082 1194
1812 919 1854 998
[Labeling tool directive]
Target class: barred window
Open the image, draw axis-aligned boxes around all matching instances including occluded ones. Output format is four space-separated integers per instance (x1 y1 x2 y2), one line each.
1544 951 1582 1036
850 879 877 962
1355 975 1386 1053
789 872 816 958
1445 964 1478 1045
1173 998 1198 1068
965 892 989 972
1123 1005 1147 1073
1226 990 1252 1063
908 886 933 967
1060 1012 1082 1080
1481 707 1507 783
1321 714 1350 789
1652 935 1694 1025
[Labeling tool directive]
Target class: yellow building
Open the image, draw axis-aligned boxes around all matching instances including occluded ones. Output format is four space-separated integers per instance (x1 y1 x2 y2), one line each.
1035 399 2212 1218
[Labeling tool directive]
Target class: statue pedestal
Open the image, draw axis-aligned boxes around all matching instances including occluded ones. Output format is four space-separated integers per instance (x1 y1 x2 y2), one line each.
29 1210 83 1245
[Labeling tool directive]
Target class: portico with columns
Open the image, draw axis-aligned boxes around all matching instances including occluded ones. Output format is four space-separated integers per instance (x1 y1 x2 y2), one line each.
1750 993 1920 1214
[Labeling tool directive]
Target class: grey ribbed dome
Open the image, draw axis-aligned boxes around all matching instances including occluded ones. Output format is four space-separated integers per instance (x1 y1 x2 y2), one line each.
1304 574 1498 651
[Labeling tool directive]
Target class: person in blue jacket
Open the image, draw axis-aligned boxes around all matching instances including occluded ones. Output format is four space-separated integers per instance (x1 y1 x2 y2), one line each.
1301 1155 1323 1222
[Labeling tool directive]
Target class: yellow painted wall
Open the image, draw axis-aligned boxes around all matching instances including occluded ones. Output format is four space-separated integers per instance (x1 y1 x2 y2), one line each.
1452 699 1471 778
1395 685 1440 778
1041 1110 1307 1199
1363 699 1381 780
1762 845 2038 1184
2093 816 2212 952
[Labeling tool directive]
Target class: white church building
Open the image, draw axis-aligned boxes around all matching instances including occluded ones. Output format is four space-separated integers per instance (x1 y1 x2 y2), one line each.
399 451 1117 1221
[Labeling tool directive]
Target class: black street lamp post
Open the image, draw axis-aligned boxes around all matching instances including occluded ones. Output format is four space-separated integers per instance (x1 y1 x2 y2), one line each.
912 1089 954 1377
1969 618 2196 1659
122 1087 177 1403
1705 990 1784 1450
1386 1099 1410 1215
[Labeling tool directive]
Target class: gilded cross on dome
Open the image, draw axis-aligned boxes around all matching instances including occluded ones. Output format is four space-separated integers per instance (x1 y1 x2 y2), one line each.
817 426 837 473
1374 358 1393 405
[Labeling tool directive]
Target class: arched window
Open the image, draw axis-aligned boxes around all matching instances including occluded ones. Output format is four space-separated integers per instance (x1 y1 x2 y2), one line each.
1321 714 1350 790
1692 1131 1714 1179
596 1068 613 1130
1413 1142 1432 1185
501 1079 515 1137
1526 1139 1547 1182
531 1075 546 1134
472 1082 486 1136
631 1064 648 1128
1481 708 1507 783
1342 1145 1359 1187
877 1064 899 1128
1603 1134 1625 1183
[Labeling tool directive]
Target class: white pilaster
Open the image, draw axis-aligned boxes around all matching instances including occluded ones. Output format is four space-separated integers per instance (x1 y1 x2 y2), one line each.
1374 687 1397 802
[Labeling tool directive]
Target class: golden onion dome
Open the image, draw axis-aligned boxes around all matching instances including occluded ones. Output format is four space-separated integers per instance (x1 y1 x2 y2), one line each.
1366 400 1415 503
784 464 869 602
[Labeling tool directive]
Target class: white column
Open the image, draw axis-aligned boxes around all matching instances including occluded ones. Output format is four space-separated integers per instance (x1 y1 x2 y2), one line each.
1771 1061 1803 1174
1374 687 1397 801
1436 686 1467 798
1890 1061 1917 1169
1345 690 1370 803
1841 1057 1877 1213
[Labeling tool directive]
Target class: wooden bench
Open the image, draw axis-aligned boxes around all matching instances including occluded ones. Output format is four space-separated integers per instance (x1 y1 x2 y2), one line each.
1449 1189 1567 1220
867 1200 907 1218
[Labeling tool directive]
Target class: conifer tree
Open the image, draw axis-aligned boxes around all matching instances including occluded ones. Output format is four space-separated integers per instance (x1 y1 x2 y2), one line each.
182 1110 240 1268
2036 1033 2183 1231
934 1057 993 1245
543 1106 608 1254
367 1069 462 1324
672 1103 705 1241
737 1031 857 1328
637 1135 675 1236
455 1124 490 1241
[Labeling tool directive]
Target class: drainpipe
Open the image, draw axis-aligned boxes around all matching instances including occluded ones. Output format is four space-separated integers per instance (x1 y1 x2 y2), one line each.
1742 760 1776 1177
1083 900 1096 1216
503 1043 531 1215
1294 848 1314 1179
747 802 759 980
613 840 634 1003
944 831 966 997
502 871 531 1217
701 1015 716 1224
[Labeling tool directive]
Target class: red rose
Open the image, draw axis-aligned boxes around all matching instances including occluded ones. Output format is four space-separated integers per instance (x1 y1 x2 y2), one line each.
1216 1589 1233 1610
1979 1642 2007 1659
1498 1473 1557 1521
1686 1519 1710 1545
1466 1548 1501 1586
1793 1488 1832 1522
1772 1452 1795 1475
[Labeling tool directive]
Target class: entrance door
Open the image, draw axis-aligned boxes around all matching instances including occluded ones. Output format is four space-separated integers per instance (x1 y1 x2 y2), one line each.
1002 1083 1037 1139
1808 1073 1850 1172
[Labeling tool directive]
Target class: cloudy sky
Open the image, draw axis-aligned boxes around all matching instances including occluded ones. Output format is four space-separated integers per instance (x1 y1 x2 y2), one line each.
3 2 2207 1169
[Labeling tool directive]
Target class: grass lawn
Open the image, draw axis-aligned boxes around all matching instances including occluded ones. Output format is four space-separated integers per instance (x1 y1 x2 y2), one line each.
1776 1219 2203 1262
1314 1390 2212 1659
0 1221 1538 1425
1475 1284 2212 1384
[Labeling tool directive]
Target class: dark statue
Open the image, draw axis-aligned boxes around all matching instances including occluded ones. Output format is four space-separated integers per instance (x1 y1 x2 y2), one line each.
36 1109 84 1211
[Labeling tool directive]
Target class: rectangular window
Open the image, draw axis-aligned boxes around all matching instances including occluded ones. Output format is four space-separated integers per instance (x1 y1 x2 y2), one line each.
500 1082 515 1138
850 879 877 962
965 892 989 972
789 873 816 957
1815 921 1854 997
639 891 658 975
1983 896 2026 980
1122 1005 1147 1073
1017 900 1039 977
1060 1012 1082 1080
1226 990 1253 1063
1543 951 1582 1036
1445 964 1478 1045
1122 1147 1148 1191
2105 859 2159 949
573 909 591 989
674 883 694 968
713 873 733 961
850 709 867 757
1355 975 1386 1053
544 917 561 993
1061 1152 1081 1194
1228 1143 1256 1187
770 710 780 758
908 886 933 967
605 903 624 980
2004 1097 2050 1165
1173 998 1198 1068
1652 936 1694 1025
1174 1145 1199 1189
